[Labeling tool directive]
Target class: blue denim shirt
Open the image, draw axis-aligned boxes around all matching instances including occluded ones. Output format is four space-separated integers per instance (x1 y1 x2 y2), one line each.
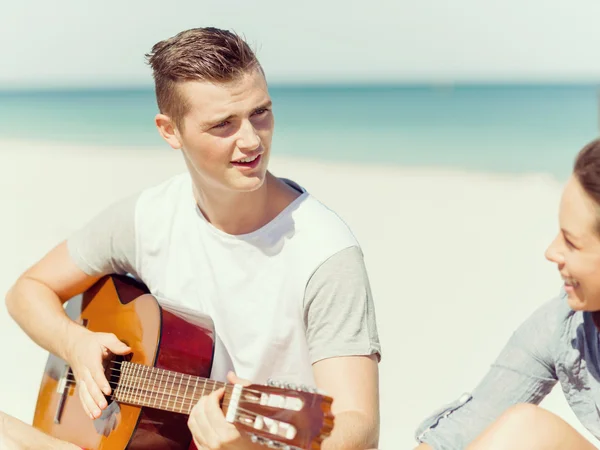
415 290 600 449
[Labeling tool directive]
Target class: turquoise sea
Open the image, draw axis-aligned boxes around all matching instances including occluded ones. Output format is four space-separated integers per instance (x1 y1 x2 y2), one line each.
1 84 598 181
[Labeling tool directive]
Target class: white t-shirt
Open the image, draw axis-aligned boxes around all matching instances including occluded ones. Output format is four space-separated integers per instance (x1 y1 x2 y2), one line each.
68 173 380 386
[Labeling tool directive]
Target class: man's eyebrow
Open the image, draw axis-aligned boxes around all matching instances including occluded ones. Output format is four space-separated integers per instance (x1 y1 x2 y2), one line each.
255 100 273 110
204 101 273 127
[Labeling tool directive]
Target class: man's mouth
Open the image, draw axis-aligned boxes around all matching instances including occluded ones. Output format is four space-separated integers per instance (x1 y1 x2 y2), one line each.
231 153 262 169
234 154 259 164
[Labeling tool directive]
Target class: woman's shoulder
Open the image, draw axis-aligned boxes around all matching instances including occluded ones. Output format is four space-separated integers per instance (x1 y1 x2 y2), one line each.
514 290 576 355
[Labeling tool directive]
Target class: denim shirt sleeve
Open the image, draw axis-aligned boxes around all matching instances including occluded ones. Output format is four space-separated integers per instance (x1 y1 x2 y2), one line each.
415 293 570 450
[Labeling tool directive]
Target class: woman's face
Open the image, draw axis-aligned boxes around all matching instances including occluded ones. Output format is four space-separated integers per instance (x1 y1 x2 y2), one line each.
545 175 600 311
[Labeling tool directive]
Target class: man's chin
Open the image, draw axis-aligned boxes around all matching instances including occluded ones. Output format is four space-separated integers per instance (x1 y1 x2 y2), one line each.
230 174 267 193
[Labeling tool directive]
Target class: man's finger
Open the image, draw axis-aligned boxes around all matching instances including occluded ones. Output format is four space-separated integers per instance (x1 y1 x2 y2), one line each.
98 333 132 356
226 371 251 386
78 380 100 419
77 382 92 419
88 360 112 396
204 388 239 440
189 398 221 449
84 370 108 412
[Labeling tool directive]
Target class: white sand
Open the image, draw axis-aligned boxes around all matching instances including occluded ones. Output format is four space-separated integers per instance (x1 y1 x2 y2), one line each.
0 139 594 448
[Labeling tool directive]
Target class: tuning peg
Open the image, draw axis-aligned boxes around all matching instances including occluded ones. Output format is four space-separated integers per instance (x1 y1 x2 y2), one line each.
267 378 285 388
250 434 266 446
299 384 309 392
285 382 297 390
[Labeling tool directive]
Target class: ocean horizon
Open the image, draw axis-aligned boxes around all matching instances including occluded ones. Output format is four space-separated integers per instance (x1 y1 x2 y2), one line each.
1 83 599 181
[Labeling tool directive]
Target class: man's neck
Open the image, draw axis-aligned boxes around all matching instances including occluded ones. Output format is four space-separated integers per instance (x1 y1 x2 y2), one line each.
193 172 300 235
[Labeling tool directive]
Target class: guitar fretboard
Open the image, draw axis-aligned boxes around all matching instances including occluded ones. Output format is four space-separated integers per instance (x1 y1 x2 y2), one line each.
113 361 228 414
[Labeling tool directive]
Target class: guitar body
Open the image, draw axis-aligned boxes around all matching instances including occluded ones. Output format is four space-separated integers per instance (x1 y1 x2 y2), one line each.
32 275 215 450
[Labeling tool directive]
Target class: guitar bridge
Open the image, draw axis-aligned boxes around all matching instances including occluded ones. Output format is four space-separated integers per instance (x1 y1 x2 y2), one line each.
54 364 72 424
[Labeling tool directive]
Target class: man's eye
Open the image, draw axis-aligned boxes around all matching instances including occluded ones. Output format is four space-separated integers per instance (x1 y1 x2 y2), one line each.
212 121 229 129
253 108 268 115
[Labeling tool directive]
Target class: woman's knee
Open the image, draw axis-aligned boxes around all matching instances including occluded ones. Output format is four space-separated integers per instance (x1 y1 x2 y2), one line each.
468 404 593 450
496 403 550 430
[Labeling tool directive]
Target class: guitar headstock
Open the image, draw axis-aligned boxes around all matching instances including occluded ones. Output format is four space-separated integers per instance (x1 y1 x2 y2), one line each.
224 379 334 449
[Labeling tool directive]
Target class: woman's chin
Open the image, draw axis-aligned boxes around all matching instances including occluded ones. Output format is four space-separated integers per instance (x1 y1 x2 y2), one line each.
566 292 586 311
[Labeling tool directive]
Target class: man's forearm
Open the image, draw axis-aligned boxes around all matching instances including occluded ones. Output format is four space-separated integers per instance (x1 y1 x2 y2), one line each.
322 411 379 450
0 411 79 450
5 278 84 361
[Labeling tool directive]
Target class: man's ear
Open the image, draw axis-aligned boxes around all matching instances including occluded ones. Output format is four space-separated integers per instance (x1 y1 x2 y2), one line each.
155 114 182 150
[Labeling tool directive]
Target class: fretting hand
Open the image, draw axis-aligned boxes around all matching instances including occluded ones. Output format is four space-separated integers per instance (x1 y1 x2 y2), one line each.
188 371 253 450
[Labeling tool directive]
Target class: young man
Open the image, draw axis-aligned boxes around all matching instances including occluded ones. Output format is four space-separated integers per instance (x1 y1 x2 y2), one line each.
5 27 381 450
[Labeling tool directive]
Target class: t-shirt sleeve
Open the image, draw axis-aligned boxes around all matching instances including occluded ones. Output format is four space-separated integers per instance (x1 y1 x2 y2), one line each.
66 193 139 277
303 245 381 364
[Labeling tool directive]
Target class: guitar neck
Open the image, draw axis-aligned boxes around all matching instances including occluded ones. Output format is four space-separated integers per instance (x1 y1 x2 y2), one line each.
112 361 229 414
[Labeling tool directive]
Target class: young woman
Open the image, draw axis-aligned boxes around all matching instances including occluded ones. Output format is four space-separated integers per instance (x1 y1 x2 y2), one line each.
415 138 600 450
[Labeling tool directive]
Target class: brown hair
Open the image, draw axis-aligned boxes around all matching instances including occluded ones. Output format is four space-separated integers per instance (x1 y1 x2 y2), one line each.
574 138 600 221
145 27 262 129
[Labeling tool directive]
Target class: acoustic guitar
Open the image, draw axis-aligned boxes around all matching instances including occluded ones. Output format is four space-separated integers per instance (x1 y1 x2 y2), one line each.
32 275 334 449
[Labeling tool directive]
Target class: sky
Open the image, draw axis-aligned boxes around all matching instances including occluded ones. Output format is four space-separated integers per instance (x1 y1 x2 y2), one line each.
2 0 600 88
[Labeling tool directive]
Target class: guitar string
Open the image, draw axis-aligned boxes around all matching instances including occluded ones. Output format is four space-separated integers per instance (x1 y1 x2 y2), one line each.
60 375 305 417
62 362 288 397
57 373 317 441
62 373 270 398
56 380 298 430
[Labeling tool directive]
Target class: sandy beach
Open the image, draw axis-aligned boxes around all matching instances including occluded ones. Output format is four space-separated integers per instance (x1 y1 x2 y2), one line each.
0 139 593 448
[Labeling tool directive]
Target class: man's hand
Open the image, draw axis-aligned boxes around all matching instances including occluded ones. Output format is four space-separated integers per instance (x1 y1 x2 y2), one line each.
188 371 252 450
65 327 131 420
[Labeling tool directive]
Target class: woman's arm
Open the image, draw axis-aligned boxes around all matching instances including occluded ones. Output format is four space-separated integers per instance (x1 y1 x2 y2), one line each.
414 294 569 450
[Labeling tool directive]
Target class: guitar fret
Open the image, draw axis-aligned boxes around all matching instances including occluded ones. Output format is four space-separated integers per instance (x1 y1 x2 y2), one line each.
151 367 158 409
183 374 191 414
137 365 145 404
174 371 184 412
158 368 166 410
121 362 131 403
166 368 174 411
190 377 199 414
141 365 150 405
132 363 140 403
122 362 129 403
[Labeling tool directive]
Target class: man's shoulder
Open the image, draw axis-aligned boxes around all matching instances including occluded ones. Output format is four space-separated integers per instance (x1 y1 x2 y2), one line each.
136 172 192 212
288 188 360 250
139 172 191 200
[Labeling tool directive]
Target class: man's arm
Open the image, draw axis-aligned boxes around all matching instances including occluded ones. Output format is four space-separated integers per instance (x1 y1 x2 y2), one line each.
303 246 382 450
5 194 138 419
5 241 102 362
5 193 137 361
0 411 80 450
313 355 380 450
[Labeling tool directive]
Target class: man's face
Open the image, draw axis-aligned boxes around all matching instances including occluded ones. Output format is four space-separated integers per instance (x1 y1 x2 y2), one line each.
173 69 274 194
